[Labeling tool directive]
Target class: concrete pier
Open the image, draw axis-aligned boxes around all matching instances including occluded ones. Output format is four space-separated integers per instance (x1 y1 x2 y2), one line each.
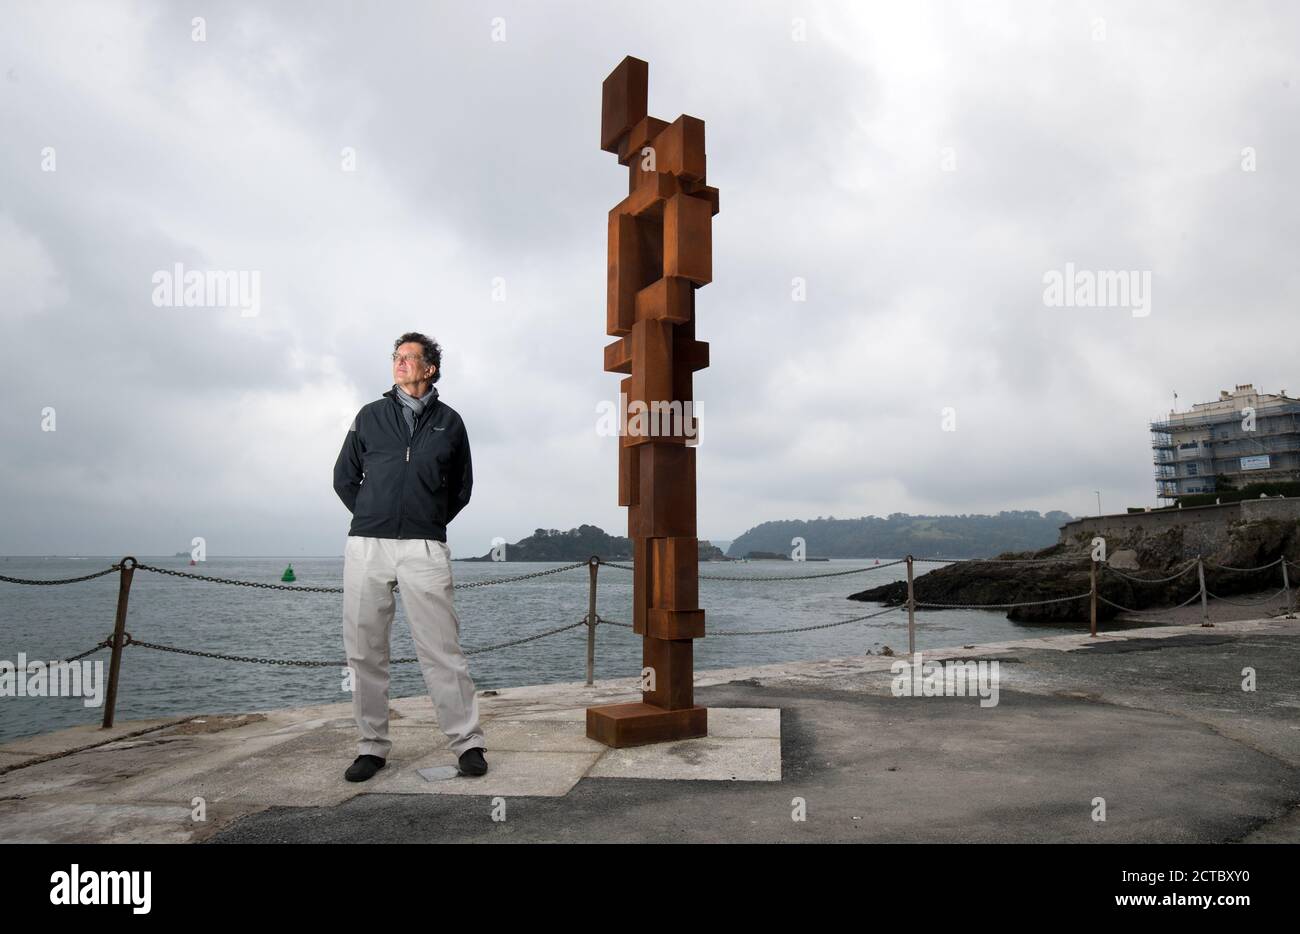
1 616 1297 843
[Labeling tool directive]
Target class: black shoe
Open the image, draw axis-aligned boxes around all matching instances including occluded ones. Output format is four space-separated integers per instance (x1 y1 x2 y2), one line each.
458 747 488 777
345 754 386 782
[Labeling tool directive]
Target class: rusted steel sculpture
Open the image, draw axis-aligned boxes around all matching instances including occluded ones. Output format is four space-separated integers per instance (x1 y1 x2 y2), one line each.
586 56 720 747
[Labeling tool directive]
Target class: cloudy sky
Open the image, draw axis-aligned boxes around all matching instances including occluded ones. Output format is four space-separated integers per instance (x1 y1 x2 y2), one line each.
2 0 1297 557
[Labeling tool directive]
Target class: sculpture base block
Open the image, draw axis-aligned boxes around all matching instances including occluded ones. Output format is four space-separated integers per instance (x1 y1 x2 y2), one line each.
586 702 707 747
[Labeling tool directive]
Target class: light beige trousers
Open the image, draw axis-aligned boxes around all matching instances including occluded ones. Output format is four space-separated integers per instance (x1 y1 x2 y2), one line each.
342 535 484 759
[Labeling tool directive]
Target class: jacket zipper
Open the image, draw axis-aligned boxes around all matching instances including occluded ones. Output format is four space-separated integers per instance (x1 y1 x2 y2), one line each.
397 408 410 537
398 404 430 537
392 394 437 538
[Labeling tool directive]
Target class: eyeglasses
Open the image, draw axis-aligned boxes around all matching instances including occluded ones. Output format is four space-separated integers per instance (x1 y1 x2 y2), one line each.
392 353 425 365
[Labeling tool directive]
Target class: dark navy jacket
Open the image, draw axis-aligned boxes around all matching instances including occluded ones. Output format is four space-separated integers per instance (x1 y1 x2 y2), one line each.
333 385 472 541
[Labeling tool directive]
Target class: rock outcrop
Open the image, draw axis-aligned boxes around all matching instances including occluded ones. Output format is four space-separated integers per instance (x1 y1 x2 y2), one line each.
848 517 1300 625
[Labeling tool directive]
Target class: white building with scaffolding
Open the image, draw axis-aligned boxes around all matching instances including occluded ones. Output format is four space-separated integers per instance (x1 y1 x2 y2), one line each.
1150 384 1300 500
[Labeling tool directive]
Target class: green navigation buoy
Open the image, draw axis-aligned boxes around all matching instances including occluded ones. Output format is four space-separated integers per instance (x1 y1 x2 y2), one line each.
281 563 296 582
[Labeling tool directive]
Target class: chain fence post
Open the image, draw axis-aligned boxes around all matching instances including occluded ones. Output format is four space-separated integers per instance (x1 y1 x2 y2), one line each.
1282 559 1292 616
905 555 916 655
586 556 599 686
1197 554 1212 628
102 556 136 729
1089 557 1098 638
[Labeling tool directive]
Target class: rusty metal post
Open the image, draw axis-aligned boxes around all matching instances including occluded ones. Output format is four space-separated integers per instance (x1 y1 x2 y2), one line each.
102 556 136 729
1089 558 1098 637
586 556 599 686
906 555 916 655
1197 555 1212 627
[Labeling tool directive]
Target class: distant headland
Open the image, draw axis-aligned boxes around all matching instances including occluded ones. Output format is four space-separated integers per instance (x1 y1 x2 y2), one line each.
460 525 730 562
459 512 1074 562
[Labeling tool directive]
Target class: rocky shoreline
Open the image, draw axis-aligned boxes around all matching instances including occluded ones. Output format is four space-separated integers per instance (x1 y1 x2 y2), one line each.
849 517 1300 624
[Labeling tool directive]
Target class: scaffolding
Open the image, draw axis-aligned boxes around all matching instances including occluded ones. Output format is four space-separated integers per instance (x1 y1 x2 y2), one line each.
1150 394 1300 500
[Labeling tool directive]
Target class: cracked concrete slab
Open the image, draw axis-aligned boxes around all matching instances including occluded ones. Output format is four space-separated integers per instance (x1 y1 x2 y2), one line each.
0 718 190 757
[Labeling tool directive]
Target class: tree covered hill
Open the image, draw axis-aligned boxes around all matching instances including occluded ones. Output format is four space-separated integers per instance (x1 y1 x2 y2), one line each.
725 511 1073 559
463 525 728 561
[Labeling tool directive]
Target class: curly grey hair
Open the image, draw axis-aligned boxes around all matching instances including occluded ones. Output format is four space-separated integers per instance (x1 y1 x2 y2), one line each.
393 332 442 384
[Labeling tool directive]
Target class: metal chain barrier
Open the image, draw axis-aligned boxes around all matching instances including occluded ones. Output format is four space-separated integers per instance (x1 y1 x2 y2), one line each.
711 604 904 635
125 635 343 667
915 591 1092 610
132 559 590 593
595 603 904 636
1097 590 1205 615
11 547 1291 734
1099 559 1199 584
602 554 1084 579
455 561 590 589
133 562 346 593
1204 586 1291 607
598 557 908 580
57 641 113 663
0 566 119 585
464 618 590 654
1204 557 1284 572
122 616 594 667
8 639 113 668
913 555 1086 565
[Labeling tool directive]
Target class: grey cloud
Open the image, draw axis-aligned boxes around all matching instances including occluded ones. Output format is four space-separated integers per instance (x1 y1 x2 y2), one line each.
1 0 1296 555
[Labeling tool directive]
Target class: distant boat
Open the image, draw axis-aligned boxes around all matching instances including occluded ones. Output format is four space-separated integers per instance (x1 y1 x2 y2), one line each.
281 564 296 582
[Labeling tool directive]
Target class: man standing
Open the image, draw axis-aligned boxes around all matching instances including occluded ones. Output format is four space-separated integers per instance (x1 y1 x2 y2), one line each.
332 332 487 782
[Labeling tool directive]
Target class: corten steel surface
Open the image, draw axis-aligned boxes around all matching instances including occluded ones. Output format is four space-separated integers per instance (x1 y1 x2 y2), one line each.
587 56 719 748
